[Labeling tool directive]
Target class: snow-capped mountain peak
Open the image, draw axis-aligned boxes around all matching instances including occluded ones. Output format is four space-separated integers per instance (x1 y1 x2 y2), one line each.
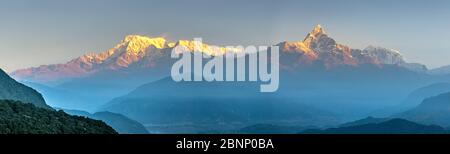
362 45 405 65
121 35 167 54
311 24 325 35
303 24 327 45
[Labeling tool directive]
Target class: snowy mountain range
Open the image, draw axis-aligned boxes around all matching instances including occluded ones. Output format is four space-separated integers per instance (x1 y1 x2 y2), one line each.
11 25 427 84
277 25 426 72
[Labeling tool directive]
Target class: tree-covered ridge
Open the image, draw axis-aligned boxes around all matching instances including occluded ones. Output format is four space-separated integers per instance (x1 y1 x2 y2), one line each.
0 100 117 134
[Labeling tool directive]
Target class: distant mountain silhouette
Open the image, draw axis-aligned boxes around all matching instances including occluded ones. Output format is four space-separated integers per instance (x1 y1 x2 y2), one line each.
395 92 450 127
99 62 435 131
237 124 312 134
62 109 148 134
301 118 446 134
403 82 450 106
430 65 450 75
371 82 450 117
339 116 391 127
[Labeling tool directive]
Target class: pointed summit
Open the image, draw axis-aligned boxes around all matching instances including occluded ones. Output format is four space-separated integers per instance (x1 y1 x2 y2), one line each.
303 24 328 45
311 24 325 35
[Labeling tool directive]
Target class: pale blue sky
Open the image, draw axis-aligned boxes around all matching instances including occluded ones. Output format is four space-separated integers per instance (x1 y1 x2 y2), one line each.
1 0 450 72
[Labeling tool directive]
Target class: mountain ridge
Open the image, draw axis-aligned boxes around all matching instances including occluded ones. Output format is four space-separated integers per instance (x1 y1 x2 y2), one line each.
395 92 450 127
0 69 51 109
301 118 446 134
8 25 433 113
62 109 149 134
11 25 426 84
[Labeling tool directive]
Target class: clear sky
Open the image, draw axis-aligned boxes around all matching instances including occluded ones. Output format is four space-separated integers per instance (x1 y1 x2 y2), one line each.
1 0 450 72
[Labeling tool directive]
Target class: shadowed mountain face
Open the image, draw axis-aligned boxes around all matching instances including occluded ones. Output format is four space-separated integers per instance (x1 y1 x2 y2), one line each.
301 118 447 134
0 69 50 109
62 109 149 134
395 92 450 127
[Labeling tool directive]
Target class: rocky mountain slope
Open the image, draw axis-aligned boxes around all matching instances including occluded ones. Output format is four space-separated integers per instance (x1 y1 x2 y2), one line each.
0 69 50 109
